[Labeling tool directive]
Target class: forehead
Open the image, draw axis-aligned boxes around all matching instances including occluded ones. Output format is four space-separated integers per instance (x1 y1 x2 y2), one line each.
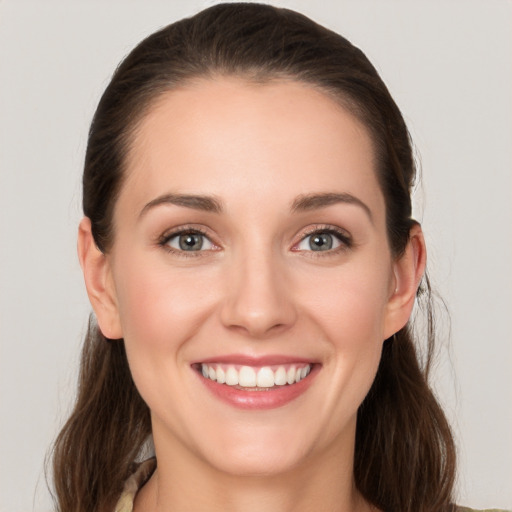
119 77 384 220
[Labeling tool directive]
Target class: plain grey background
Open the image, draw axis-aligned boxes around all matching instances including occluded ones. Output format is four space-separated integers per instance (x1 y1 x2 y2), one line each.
1 1 511 511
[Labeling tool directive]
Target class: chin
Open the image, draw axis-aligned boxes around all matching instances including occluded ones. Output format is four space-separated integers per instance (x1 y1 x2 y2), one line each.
207 445 307 478
194 422 318 478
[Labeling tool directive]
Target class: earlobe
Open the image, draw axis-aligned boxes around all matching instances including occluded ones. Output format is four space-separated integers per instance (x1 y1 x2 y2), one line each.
77 217 123 340
384 223 427 339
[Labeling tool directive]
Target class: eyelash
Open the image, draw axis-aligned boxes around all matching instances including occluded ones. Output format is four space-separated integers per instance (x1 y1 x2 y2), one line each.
158 226 216 258
157 225 353 257
293 225 353 256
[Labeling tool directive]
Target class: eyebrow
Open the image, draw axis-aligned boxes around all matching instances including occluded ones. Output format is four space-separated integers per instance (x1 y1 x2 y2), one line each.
139 191 373 222
139 193 223 218
291 192 373 223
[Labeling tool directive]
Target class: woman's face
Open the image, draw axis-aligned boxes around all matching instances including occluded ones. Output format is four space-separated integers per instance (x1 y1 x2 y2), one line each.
95 78 413 476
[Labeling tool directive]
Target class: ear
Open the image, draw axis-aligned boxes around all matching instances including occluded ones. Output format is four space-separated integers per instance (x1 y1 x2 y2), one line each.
77 217 123 339
383 223 427 339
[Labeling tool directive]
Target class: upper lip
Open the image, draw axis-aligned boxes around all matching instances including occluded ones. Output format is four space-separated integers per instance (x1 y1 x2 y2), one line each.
193 354 318 366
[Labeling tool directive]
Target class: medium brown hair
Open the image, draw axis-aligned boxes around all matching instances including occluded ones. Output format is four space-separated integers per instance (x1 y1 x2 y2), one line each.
51 4 456 511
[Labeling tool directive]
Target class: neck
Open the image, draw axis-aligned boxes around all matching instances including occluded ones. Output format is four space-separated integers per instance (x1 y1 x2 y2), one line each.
135 425 373 512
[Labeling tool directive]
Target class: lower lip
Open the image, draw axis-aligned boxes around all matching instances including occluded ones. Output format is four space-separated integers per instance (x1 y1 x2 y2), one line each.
195 365 319 410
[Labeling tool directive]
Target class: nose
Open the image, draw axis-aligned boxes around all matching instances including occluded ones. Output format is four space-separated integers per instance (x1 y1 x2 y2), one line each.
220 250 297 338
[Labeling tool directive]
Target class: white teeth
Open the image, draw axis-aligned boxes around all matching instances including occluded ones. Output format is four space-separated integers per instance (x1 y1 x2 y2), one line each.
239 366 257 387
200 363 312 388
225 366 239 386
256 367 275 388
216 366 226 384
274 366 287 386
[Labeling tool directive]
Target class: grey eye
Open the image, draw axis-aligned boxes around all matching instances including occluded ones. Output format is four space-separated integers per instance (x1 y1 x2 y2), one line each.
308 233 334 251
296 231 344 252
167 232 213 251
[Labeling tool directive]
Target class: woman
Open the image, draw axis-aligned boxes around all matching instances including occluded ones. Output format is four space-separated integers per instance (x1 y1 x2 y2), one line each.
50 4 503 512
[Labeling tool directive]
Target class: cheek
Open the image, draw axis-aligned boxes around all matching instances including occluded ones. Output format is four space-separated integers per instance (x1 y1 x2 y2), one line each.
111 255 224 422
112 253 220 358
299 258 391 412
304 259 392 344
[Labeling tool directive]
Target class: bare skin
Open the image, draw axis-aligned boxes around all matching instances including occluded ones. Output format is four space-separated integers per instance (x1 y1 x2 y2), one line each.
78 77 425 512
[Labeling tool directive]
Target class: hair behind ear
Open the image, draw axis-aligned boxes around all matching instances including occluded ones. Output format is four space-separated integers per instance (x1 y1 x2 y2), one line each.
355 325 456 512
50 318 151 512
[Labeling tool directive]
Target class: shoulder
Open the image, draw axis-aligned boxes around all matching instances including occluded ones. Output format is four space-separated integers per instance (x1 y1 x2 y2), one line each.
456 508 511 512
114 458 156 512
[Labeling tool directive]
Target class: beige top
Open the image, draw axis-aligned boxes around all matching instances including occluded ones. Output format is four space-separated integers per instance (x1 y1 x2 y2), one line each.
113 458 508 512
114 458 156 512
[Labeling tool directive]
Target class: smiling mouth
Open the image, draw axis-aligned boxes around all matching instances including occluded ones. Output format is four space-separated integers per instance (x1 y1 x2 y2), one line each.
195 363 313 390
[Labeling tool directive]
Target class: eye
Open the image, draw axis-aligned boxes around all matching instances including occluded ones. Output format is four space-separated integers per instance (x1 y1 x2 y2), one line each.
295 228 351 252
164 230 214 252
